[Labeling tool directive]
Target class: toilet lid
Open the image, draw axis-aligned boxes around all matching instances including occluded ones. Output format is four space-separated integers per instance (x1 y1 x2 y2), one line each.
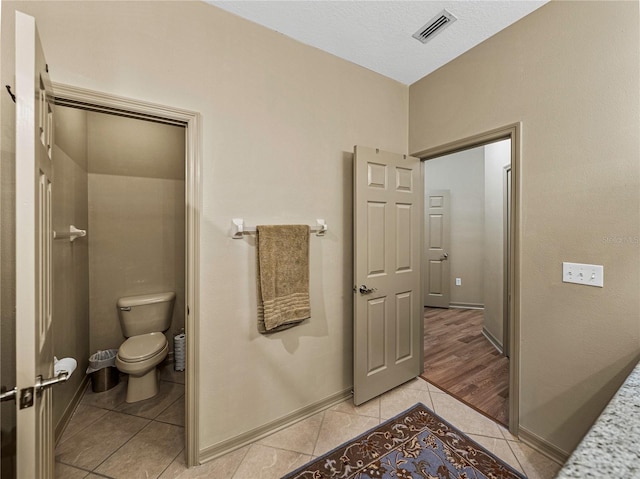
118 332 167 362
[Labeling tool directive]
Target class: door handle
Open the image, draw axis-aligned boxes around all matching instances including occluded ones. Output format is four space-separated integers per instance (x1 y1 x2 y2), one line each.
2 369 73 408
441 252 449 260
0 387 17 403
358 285 377 295
35 371 69 393
13 372 71 409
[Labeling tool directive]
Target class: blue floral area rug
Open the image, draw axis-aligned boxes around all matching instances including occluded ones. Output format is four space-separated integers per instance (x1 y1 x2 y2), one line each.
282 403 526 479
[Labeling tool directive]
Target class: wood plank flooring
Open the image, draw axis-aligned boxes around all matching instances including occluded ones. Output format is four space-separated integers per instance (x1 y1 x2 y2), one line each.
421 307 509 426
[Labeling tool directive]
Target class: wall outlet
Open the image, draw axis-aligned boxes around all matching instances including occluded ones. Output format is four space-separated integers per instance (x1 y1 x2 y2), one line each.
455 278 462 286
562 262 604 287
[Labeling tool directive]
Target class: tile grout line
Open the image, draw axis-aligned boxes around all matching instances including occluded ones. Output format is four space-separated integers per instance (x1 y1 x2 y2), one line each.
88 418 154 475
57 406 111 446
505 438 529 477
310 410 327 457
55 460 96 476
154 393 186 425
229 443 254 479
156 447 186 479
426 384 436 412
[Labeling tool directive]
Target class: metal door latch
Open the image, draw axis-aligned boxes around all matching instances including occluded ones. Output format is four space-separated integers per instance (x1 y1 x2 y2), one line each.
0 387 17 403
10 371 71 409
20 388 34 409
357 285 377 295
35 372 69 396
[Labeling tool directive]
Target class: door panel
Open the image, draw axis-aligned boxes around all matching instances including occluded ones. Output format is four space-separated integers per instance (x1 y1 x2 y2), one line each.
15 11 55 479
424 190 450 308
395 204 412 271
395 292 413 361
367 202 386 275
367 298 386 373
354 146 422 405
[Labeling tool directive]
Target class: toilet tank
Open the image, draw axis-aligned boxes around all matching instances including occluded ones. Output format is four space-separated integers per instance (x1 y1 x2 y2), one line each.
117 291 176 337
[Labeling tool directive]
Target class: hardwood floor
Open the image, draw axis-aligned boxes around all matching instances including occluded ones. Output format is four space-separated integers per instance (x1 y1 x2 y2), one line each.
421 307 509 426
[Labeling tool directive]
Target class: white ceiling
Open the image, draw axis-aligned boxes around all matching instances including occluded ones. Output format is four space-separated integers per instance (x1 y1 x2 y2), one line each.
207 1 548 85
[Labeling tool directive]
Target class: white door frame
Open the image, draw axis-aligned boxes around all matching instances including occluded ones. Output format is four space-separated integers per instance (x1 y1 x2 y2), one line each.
51 82 202 466
413 123 521 436
503 165 512 358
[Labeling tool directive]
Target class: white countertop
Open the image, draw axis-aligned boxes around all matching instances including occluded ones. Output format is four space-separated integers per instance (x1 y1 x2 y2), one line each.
554 361 640 478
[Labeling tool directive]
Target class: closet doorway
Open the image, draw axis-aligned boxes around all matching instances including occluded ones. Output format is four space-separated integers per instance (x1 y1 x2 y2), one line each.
51 83 201 466
416 124 520 434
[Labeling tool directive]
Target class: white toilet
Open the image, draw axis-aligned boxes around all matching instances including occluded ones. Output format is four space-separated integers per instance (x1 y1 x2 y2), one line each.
115 291 175 403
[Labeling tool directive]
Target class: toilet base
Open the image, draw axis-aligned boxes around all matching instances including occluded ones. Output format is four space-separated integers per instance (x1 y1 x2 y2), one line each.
125 367 160 403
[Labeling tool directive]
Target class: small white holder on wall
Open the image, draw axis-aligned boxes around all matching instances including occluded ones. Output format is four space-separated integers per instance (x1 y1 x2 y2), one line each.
54 225 87 242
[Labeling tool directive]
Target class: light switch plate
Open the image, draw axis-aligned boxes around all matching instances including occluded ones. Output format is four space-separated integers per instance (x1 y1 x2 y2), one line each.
562 262 604 287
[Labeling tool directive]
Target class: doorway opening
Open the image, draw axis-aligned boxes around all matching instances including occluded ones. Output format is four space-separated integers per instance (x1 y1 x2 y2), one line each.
415 124 520 435
51 83 201 466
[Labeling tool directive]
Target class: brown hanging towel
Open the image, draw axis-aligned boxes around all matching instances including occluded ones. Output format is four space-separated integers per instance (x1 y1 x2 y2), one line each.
256 225 310 333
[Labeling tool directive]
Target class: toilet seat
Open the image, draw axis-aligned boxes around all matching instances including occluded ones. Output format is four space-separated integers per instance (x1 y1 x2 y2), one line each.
118 332 167 362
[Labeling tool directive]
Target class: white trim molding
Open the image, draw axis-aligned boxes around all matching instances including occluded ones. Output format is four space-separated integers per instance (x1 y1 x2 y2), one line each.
449 303 484 310
482 327 504 355
54 375 90 444
413 122 522 438
518 426 570 465
199 389 352 464
52 82 202 467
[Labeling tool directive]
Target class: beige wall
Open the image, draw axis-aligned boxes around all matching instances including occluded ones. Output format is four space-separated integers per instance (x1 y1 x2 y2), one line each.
51 106 90 432
88 173 185 352
87 113 184 180
425 147 485 306
483 140 510 347
2 0 409 455
410 0 640 454
86 113 185 353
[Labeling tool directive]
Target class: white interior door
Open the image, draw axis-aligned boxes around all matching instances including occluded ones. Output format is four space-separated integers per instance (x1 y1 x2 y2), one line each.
353 146 423 405
15 11 55 479
424 190 451 308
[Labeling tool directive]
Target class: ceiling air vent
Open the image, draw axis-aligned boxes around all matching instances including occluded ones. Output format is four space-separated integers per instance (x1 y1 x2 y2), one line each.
412 9 457 44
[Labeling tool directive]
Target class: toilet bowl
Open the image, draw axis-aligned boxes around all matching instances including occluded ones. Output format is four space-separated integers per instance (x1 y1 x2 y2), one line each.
116 332 169 403
115 292 175 403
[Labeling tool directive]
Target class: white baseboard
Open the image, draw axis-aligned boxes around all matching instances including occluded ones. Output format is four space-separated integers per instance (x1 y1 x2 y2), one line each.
518 426 570 465
482 327 504 355
55 375 90 444
449 303 484 310
199 388 352 464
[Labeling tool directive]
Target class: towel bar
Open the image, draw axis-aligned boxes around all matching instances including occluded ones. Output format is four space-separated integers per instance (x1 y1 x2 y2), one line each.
231 218 327 239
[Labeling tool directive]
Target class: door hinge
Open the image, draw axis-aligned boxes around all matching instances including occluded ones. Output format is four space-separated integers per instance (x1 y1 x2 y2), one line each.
46 63 49 73
5 85 16 103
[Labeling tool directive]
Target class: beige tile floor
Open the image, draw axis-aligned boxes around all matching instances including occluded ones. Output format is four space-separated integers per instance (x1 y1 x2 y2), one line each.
56 370 562 479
